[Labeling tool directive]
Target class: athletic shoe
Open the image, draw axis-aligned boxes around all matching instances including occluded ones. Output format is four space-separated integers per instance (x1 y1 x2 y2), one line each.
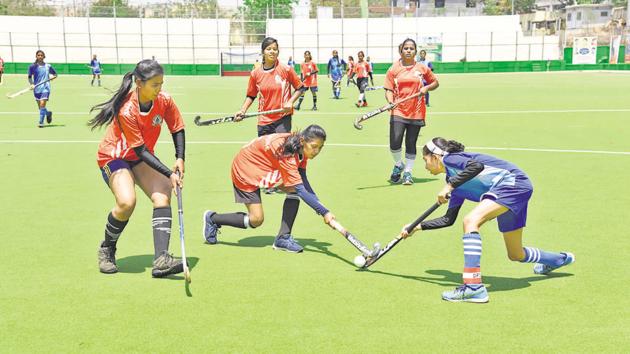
203 210 220 244
311 106 317 111
355 101 362 108
264 187 278 195
38 123 44 128
402 172 413 185
151 251 184 278
362 101 368 107
534 252 575 275
442 284 489 303
98 241 118 274
389 163 405 183
46 111 53 124
273 234 303 253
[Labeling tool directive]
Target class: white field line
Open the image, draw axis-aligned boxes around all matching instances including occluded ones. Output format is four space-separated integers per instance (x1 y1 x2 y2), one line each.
0 139 628 155
1 108 630 116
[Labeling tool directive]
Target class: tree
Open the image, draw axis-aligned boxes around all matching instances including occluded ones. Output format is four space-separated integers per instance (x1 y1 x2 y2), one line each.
0 0 55 16
241 0 298 21
169 0 219 18
481 0 536 15
89 0 139 18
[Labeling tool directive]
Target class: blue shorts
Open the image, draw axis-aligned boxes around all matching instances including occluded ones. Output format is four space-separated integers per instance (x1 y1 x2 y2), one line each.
482 182 533 232
100 159 141 186
305 86 318 93
34 91 50 101
92 69 101 75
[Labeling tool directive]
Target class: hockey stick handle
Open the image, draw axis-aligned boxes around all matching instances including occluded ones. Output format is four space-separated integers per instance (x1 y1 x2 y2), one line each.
404 202 442 234
175 170 191 282
353 91 424 130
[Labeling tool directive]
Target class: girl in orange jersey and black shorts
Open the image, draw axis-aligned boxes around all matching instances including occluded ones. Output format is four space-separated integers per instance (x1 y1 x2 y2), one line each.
203 125 337 253
346 55 356 87
223 37 308 252
233 37 305 137
294 50 319 111
384 38 439 185
354 51 372 107
88 59 186 278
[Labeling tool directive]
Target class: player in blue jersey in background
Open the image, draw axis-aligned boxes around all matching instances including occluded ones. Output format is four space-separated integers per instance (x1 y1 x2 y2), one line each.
89 54 102 87
327 50 346 99
28 50 57 128
417 50 434 106
402 137 575 303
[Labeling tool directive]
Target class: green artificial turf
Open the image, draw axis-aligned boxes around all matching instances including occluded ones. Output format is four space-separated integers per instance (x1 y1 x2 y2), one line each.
1 72 629 352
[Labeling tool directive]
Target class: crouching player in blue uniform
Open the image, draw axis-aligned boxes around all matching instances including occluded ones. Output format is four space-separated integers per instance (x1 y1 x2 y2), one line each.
402 137 575 303
28 50 57 128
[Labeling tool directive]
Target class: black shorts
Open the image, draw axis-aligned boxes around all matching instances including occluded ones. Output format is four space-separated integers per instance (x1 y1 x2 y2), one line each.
257 115 292 137
233 185 262 204
357 77 369 93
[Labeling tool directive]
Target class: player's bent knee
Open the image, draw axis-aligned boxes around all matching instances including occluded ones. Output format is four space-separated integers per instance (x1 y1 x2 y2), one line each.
150 193 170 208
249 215 264 227
462 214 482 230
116 198 136 214
508 251 525 262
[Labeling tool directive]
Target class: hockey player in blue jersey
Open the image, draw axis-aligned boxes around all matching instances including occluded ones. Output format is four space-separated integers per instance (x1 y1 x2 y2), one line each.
89 54 102 87
28 50 57 128
402 137 575 303
327 50 346 99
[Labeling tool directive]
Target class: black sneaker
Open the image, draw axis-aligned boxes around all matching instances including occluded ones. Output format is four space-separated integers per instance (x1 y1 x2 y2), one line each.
46 111 53 124
98 241 118 274
311 106 317 111
152 251 184 278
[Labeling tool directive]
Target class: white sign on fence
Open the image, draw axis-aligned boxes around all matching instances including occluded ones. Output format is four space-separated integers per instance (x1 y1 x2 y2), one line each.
572 37 597 64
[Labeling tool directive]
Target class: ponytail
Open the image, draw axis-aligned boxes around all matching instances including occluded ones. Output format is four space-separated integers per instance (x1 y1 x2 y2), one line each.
88 59 163 130
87 72 133 130
423 137 465 156
279 124 327 157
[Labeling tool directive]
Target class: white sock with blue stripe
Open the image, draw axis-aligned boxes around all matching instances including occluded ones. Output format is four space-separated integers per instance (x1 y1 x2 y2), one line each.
521 247 566 267
462 232 483 288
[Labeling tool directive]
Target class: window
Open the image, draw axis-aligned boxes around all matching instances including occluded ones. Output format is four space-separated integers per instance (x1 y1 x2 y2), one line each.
567 13 572 21
577 12 581 20
435 0 445 8
600 11 608 17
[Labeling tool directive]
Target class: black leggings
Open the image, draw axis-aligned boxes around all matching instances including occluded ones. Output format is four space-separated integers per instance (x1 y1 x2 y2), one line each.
389 120 422 157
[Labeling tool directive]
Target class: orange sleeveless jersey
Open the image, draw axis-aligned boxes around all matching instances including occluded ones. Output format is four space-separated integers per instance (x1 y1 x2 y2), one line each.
300 61 318 87
384 61 436 120
347 60 355 75
354 61 371 79
246 61 303 126
231 133 308 192
96 90 184 168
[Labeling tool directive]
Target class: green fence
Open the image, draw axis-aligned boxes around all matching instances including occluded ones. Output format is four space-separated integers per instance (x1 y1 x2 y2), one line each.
3 56 629 76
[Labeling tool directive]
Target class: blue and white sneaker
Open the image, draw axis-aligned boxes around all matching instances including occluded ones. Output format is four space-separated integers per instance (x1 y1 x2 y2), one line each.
534 252 575 275
272 234 303 253
402 171 413 185
442 284 489 303
202 210 220 244
389 163 405 183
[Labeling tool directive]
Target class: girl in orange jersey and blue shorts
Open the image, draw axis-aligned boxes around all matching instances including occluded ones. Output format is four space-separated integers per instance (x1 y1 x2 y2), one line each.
384 38 439 185
294 50 319 111
89 59 186 278
203 125 338 253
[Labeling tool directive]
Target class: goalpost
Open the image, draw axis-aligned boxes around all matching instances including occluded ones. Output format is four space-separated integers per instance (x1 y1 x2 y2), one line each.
220 51 261 76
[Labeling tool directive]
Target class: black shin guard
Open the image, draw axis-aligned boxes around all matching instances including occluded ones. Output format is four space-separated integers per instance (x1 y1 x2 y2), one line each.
152 207 172 259
104 212 128 247
278 194 300 236
212 212 248 229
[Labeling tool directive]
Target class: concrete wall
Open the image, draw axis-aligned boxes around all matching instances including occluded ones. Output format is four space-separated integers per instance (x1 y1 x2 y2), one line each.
0 15 230 64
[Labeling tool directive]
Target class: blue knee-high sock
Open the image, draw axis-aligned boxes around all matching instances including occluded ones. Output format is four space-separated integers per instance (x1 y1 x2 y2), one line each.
521 247 566 267
462 232 482 287
39 108 47 124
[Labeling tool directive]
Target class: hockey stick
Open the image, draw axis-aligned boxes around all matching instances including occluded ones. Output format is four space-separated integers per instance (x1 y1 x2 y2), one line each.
329 219 380 258
6 77 56 99
353 91 424 130
175 170 191 283
361 201 444 269
364 85 384 91
194 108 285 126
